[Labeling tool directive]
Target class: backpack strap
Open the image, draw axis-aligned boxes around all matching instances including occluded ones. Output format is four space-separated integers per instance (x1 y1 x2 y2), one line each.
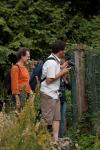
41 57 56 82
15 64 21 79
46 57 56 61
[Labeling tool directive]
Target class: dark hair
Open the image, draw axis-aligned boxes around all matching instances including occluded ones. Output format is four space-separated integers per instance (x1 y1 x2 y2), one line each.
51 40 65 54
16 47 30 61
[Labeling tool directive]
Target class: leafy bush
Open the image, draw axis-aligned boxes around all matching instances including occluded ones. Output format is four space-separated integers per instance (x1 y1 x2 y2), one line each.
0 0 100 63
0 95 52 150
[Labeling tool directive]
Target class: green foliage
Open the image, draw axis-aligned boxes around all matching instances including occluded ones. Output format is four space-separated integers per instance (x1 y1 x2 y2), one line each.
0 0 100 63
78 135 97 150
91 16 100 48
0 46 14 64
65 15 91 43
0 96 52 150
66 124 100 150
0 0 70 60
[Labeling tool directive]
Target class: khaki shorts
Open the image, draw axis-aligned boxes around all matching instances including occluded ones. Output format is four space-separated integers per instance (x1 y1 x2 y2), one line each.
40 92 61 125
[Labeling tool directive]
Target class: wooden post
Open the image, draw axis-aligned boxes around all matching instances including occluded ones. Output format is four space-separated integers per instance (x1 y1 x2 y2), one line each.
75 44 87 119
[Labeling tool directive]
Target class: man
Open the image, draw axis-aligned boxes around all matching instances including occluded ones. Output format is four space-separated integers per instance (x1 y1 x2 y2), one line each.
40 40 70 141
11 47 33 112
59 75 71 137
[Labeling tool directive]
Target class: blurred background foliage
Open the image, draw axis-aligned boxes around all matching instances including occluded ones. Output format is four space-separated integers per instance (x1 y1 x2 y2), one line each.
0 1 100 149
0 0 100 63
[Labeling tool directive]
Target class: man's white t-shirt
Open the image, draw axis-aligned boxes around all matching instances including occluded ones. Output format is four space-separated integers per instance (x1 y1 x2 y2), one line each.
40 54 61 99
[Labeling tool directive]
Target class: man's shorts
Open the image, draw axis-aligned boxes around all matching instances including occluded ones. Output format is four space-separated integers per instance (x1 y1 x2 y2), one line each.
40 92 61 125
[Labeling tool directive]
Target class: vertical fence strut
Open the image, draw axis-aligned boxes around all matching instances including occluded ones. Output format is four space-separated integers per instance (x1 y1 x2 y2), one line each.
74 46 87 119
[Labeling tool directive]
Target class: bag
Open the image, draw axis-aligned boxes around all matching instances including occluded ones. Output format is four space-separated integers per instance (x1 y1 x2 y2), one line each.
59 78 71 104
29 57 56 91
4 69 12 94
4 64 20 95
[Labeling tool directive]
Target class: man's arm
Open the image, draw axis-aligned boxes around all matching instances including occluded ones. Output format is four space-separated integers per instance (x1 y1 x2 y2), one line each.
46 67 70 84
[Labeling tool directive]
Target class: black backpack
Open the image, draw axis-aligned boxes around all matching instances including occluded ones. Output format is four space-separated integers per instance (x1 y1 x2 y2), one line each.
4 68 11 95
4 64 20 95
29 57 56 91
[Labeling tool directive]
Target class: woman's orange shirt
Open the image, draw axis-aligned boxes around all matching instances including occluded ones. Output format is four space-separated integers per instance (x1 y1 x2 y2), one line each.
11 64 31 95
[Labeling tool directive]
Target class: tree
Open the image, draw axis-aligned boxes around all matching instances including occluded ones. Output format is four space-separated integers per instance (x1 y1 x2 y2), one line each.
0 0 100 63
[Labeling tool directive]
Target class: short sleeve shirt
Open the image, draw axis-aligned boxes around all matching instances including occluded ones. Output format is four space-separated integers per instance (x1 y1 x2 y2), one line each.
40 54 61 99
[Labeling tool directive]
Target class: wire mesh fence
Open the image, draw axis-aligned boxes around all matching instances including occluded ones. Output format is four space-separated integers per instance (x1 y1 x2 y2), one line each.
70 48 100 129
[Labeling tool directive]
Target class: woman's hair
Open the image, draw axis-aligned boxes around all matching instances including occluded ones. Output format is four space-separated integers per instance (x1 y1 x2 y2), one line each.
16 47 30 61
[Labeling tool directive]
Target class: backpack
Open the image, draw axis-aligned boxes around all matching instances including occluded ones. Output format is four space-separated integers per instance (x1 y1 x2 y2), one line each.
4 64 20 95
29 57 56 91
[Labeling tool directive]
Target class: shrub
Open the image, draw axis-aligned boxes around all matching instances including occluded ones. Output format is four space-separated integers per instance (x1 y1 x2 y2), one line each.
0 95 52 150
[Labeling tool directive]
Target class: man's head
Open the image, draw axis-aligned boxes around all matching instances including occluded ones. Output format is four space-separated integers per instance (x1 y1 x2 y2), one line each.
51 40 65 59
16 47 30 64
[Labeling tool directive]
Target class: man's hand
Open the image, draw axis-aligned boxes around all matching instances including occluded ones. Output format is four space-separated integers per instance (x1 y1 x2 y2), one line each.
61 61 69 69
62 67 71 75
46 67 71 84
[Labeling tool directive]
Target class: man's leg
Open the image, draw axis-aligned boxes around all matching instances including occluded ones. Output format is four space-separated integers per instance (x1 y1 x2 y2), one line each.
53 99 61 141
53 120 60 141
59 101 67 137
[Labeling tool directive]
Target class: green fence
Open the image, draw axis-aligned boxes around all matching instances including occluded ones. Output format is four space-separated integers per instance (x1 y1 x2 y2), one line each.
85 49 100 119
70 48 100 127
70 53 78 125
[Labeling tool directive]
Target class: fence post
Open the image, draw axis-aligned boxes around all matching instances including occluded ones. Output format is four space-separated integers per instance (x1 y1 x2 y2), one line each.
74 44 88 119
